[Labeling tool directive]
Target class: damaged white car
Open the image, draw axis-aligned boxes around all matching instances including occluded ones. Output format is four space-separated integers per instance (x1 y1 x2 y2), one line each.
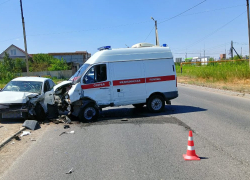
0 77 55 121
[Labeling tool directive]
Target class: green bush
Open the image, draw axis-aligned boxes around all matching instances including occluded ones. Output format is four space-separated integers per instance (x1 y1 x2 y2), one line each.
0 52 20 83
30 54 70 72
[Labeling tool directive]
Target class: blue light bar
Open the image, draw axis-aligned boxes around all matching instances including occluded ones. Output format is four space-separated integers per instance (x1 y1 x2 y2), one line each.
162 44 167 47
98 46 111 51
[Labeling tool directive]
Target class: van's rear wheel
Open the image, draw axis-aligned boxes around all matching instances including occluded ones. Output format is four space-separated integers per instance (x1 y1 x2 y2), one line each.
147 95 165 113
78 103 99 122
132 103 144 108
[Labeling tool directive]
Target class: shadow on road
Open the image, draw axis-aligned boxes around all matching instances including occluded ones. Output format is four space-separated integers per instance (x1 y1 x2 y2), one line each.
99 105 207 120
0 119 24 125
165 105 207 115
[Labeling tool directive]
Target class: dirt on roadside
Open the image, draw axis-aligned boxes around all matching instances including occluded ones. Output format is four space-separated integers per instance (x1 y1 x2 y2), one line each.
177 76 250 94
0 124 51 177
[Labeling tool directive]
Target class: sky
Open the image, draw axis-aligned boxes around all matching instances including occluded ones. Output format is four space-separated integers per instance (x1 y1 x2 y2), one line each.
0 0 248 60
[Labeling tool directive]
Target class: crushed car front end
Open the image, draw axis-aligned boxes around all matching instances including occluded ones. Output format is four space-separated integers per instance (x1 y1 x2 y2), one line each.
0 103 29 120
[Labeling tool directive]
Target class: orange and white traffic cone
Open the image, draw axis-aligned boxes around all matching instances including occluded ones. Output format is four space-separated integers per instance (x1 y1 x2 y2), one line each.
183 130 200 161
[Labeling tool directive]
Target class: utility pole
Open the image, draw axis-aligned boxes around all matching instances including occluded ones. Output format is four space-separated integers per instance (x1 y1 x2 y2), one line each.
204 50 205 64
241 47 242 57
231 41 234 59
225 43 226 59
247 0 250 66
151 17 159 46
20 0 29 73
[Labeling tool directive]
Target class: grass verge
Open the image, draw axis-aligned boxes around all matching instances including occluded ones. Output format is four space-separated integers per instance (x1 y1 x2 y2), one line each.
177 61 250 94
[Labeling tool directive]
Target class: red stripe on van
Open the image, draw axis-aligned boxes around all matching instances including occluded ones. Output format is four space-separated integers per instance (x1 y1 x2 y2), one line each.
113 78 145 86
81 81 110 89
146 75 175 83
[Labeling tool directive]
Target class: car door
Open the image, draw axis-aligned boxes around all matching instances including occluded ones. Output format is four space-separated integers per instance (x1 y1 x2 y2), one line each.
43 80 55 111
81 64 111 105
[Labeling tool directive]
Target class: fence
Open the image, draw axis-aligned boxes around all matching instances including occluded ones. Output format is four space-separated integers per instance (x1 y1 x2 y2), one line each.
20 70 73 79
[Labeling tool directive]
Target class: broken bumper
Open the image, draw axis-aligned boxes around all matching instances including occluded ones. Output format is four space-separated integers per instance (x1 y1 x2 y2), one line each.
0 104 28 119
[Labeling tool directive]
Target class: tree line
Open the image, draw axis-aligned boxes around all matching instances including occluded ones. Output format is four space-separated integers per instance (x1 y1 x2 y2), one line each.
0 52 70 82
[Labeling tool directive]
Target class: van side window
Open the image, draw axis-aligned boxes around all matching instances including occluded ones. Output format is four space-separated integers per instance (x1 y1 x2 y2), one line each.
96 64 107 82
83 64 107 84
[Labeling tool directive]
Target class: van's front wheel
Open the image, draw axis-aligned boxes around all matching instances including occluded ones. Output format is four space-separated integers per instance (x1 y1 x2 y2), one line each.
147 95 165 113
78 103 99 122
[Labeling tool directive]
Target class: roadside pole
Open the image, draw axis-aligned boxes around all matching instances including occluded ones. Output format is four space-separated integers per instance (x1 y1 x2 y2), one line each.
151 17 159 46
247 0 250 67
20 0 29 74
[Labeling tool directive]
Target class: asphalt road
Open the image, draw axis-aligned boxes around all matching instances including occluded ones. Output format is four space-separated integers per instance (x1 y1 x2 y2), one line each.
1 85 250 180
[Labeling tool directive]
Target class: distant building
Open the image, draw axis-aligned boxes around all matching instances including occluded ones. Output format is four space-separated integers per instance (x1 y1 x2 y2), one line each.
220 54 226 60
175 58 182 63
0 44 32 61
48 51 91 73
189 56 210 65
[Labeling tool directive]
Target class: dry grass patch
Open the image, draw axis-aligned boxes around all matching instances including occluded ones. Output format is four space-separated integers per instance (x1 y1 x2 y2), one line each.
177 76 250 94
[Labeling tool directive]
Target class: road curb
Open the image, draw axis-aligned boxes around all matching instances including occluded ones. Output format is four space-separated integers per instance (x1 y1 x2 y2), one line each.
0 127 26 149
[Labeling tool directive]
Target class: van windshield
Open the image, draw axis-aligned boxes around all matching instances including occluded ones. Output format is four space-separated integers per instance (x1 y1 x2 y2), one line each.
69 64 90 84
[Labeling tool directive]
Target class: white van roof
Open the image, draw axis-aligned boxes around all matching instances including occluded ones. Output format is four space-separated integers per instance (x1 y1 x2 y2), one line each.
85 46 173 64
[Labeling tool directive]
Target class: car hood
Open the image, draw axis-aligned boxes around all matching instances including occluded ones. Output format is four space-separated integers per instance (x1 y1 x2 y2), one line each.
0 91 39 104
54 81 72 93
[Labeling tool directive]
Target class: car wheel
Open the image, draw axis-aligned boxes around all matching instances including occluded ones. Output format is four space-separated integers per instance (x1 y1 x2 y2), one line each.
147 95 165 113
78 103 99 122
35 103 46 121
132 103 144 108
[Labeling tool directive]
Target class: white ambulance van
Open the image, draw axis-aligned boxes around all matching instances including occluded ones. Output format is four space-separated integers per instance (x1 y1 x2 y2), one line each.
54 43 178 121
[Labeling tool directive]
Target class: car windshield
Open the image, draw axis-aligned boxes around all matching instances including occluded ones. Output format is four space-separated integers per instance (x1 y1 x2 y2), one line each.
69 63 90 84
2 81 43 94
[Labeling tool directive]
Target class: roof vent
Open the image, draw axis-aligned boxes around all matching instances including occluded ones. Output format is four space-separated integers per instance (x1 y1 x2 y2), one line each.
131 43 155 48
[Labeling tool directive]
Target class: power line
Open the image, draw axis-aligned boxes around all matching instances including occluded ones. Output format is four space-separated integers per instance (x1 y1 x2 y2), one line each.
0 1 245 44
144 26 154 42
0 2 244 43
158 0 207 24
170 4 245 19
144 0 206 42
0 0 11 6
180 11 246 51
0 20 152 42
205 42 231 51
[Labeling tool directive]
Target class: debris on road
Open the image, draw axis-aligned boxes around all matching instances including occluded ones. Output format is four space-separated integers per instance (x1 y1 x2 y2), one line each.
10 141 15 144
59 115 72 124
59 132 66 136
22 120 40 130
65 168 74 174
20 131 31 137
59 130 75 136
0 126 3 128
14 135 21 141
65 115 71 124
64 125 70 129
